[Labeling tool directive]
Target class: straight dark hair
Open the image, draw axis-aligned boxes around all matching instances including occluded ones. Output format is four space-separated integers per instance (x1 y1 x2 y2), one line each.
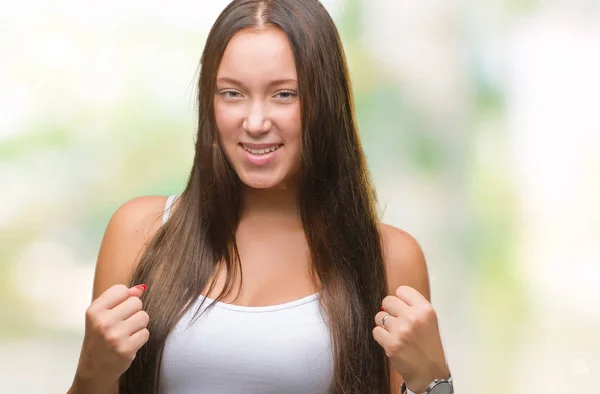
120 0 390 392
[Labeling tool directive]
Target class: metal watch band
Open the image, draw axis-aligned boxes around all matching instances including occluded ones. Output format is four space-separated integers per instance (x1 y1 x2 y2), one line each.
401 374 453 394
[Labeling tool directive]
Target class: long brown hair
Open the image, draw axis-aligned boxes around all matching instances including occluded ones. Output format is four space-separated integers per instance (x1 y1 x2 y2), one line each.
120 1 390 392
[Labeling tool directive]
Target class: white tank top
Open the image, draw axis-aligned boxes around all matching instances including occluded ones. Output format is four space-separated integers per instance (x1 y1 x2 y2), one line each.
158 195 334 394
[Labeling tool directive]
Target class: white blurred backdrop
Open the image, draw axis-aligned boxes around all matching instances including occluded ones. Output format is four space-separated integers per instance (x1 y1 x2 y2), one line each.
1 0 598 392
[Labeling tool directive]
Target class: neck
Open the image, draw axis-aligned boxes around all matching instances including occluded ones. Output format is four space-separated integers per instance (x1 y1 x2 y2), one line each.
241 182 301 224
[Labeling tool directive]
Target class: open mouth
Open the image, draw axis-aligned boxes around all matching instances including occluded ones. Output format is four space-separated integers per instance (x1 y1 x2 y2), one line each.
241 144 283 155
239 143 283 166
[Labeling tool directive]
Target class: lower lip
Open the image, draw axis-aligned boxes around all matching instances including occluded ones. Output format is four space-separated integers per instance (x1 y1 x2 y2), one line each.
240 145 282 166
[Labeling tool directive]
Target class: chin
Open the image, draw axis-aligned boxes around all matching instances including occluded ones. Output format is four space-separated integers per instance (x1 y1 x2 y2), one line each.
239 173 285 190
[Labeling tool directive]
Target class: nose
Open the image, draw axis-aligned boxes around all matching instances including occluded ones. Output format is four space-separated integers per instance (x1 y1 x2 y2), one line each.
243 101 272 135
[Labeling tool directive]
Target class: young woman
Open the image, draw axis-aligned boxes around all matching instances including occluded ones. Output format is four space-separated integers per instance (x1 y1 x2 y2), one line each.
68 1 453 393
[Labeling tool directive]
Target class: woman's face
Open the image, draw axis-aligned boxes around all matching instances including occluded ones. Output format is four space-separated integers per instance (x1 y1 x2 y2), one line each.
214 27 302 190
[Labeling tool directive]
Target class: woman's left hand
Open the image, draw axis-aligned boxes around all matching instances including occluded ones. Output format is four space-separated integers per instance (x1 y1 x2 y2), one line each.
373 285 450 393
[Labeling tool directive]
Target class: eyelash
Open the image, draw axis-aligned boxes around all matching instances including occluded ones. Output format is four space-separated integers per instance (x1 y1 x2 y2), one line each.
219 90 297 100
275 90 297 99
221 91 241 99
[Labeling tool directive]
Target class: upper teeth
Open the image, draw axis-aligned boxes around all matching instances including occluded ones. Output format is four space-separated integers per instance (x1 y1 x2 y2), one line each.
242 145 281 155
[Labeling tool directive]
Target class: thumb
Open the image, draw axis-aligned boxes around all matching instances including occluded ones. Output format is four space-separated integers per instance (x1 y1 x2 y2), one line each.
129 284 147 297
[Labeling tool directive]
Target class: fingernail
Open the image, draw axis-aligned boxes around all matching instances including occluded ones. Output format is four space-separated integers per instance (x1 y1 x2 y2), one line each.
135 284 147 291
380 306 385 311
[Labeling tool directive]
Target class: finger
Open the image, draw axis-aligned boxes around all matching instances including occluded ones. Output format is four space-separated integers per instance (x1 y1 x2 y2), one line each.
395 285 426 307
111 296 144 321
372 325 395 351
375 311 398 330
127 328 150 353
128 284 147 298
122 310 150 336
381 295 410 317
93 284 132 310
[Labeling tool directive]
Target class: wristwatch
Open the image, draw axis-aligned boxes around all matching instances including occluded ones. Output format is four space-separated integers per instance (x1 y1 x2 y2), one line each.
401 375 453 394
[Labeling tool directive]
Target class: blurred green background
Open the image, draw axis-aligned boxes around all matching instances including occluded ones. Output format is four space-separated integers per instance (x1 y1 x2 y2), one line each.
1 0 599 392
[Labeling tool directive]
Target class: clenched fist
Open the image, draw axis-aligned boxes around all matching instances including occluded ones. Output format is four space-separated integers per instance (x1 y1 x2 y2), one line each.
373 285 450 394
74 284 150 391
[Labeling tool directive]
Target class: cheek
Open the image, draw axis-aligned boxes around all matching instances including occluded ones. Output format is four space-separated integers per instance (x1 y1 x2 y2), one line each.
280 106 302 143
214 105 240 143
290 114 303 157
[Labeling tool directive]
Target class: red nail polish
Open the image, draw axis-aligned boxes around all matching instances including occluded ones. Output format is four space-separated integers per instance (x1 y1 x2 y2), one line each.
135 284 147 291
380 306 385 311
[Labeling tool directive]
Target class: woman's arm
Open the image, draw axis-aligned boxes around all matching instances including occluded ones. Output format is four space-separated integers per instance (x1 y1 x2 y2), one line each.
380 224 433 394
67 196 167 394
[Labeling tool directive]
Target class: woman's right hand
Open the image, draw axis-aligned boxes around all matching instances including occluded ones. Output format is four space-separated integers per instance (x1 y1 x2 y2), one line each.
74 284 150 389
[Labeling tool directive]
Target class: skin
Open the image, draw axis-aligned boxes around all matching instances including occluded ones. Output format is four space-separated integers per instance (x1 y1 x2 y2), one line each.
68 26 449 394
215 27 303 192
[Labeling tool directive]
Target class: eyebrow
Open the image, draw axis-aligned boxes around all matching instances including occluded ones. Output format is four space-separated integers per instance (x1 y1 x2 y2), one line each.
216 77 298 88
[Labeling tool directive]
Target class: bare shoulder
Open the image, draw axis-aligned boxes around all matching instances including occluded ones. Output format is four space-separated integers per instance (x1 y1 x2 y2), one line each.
92 196 169 301
379 223 431 301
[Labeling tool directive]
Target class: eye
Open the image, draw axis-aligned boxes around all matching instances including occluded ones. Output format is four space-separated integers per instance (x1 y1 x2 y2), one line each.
220 90 242 99
275 90 297 100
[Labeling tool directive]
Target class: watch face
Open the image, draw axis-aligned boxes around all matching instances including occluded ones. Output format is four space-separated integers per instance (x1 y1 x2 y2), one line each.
429 381 453 394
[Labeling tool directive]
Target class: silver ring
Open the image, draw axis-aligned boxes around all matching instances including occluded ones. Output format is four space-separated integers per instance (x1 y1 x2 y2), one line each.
381 313 391 328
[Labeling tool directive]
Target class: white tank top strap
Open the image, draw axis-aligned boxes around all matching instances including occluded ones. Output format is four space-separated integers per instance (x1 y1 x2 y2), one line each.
162 195 178 225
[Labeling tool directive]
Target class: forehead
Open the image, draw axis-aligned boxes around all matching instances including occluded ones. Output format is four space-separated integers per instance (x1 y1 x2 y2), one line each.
217 27 297 82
